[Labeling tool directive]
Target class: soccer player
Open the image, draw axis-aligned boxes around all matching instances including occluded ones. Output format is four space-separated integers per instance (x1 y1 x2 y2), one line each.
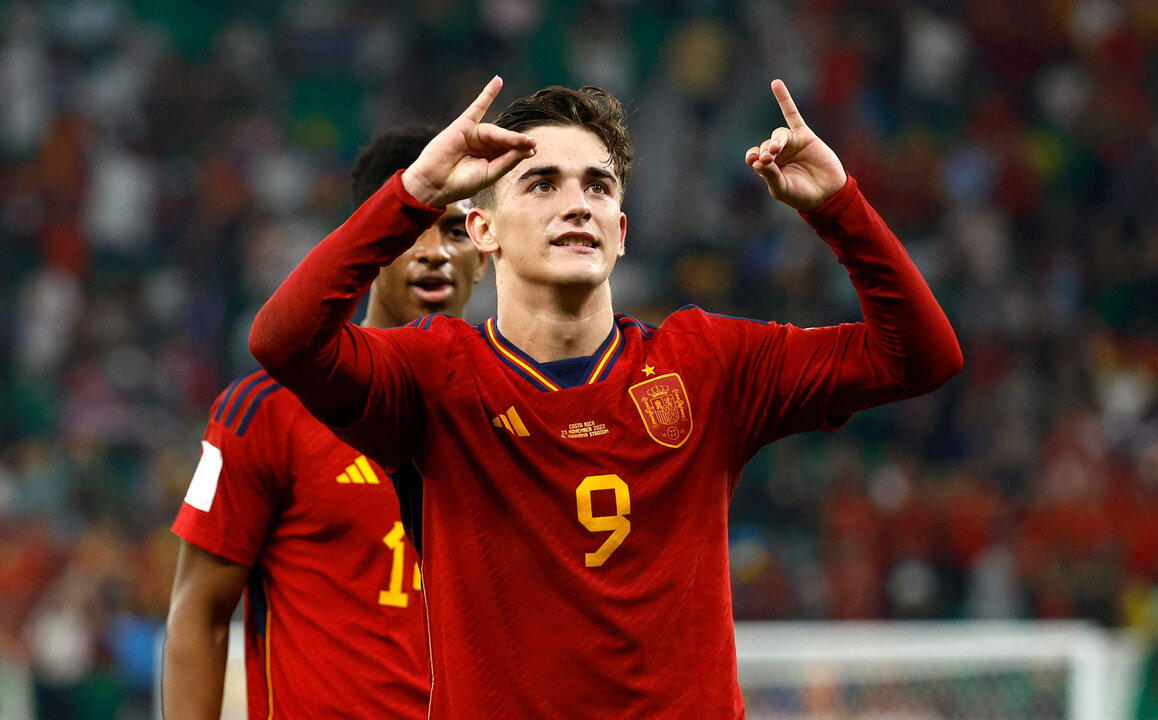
249 77 963 718
162 128 487 720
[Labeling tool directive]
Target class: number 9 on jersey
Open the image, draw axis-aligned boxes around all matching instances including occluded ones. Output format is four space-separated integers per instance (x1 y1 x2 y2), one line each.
575 474 631 567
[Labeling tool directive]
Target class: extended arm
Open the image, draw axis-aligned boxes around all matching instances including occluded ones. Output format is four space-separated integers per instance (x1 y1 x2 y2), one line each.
162 541 249 720
803 175 962 415
746 80 961 424
249 77 535 426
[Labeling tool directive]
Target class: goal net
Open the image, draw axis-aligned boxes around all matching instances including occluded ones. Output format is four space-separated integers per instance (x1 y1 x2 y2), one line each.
735 621 1133 720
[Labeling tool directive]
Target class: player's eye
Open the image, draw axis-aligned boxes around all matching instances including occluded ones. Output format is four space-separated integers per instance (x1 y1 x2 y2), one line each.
531 180 553 193
448 226 470 241
588 182 607 195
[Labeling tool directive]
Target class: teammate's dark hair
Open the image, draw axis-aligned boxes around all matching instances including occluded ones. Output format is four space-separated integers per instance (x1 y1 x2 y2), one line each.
473 86 632 208
351 127 438 206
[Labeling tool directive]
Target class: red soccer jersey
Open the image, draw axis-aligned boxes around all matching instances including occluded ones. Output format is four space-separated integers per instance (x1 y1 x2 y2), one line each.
172 369 429 719
337 309 859 718
251 172 962 719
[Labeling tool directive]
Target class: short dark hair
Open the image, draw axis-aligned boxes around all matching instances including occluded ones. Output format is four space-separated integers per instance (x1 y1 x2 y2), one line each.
473 86 632 208
351 126 438 206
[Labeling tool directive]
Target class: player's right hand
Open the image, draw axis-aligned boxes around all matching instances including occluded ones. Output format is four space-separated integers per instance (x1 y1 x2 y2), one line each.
401 76 537 208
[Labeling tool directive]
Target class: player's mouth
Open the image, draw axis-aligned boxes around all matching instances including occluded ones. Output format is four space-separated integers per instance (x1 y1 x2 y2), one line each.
550 232 599 254
409 274 455 304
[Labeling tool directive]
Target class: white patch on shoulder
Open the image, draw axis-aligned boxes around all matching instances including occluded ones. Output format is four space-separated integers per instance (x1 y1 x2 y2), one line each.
184 441 223 512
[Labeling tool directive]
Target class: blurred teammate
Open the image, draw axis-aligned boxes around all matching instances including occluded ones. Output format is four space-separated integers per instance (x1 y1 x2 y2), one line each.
249 77 962 718
162 128 486 720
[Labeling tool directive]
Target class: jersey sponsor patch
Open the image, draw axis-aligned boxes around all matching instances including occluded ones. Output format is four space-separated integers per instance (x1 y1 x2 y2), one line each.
184 441 223 511
628 373 693 448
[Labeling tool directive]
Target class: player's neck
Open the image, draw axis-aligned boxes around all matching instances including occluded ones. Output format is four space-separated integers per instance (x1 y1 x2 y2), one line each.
495 283 614 363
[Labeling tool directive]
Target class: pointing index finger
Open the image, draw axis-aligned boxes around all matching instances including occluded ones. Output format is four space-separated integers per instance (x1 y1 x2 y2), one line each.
771 79 806 130
460 76 504 124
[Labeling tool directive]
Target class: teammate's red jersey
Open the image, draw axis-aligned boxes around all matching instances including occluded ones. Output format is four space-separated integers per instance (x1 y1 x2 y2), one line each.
172 371 429 719
251 172 962 718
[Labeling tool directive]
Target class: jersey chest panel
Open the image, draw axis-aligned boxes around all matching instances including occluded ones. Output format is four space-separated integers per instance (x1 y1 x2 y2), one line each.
421 331 735 563
413 328 744 717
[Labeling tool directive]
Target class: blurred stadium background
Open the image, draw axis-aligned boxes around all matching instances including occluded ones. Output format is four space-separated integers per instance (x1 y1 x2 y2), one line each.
0 0 1156 718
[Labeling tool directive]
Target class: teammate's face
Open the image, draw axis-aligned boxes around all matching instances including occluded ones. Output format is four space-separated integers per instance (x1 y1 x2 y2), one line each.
370 200 486 325
468 125 626 291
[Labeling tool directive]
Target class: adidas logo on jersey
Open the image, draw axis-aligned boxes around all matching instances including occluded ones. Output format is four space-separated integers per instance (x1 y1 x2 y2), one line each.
336 455 381 484
491 407 530 437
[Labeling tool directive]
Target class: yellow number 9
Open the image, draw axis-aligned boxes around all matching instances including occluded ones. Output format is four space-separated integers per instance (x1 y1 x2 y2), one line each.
575 474 631 568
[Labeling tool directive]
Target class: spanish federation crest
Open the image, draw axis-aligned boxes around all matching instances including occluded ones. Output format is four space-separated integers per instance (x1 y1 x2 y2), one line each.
628 373 693 449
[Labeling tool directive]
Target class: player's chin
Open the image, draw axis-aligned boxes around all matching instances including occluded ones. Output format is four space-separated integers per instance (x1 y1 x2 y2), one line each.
552 268 609 289
561 258 613 284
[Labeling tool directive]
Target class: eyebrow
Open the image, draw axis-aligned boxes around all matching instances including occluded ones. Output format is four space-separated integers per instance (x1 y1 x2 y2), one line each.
516 165 618 186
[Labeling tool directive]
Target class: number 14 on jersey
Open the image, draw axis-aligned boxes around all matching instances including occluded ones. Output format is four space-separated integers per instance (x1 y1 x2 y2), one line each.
379 522 421 607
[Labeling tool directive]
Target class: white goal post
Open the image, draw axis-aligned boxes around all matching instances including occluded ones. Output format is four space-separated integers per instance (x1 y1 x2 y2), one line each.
735 621 1141 720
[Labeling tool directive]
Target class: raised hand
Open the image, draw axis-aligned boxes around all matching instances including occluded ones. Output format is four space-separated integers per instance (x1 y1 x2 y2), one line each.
401 76 538 208
746 79 847 212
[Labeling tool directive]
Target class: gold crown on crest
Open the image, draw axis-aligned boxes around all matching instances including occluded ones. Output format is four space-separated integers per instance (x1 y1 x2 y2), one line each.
646 384 671 398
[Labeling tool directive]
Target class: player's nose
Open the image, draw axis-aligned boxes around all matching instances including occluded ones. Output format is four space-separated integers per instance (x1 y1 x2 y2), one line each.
560 181 592 222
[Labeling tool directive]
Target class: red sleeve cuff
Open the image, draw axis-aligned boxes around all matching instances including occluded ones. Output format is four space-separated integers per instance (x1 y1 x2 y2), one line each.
351 169 445 255
799 173 859 229
388 169 446 215
171 518 257 568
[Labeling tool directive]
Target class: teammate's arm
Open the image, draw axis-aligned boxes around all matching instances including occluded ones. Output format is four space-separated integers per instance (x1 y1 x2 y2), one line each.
744 79 962 417
162 541 249 720
249 77 534 427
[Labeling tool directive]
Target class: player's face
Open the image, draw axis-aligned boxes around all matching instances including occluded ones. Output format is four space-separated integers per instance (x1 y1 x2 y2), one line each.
468 125 626 290
370 200 486 325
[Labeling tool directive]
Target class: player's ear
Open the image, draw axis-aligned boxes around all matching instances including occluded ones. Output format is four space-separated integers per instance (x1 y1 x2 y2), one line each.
467 207 498 254
616 211 627 258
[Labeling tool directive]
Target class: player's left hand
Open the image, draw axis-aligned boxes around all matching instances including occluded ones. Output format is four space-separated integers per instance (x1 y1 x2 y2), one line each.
746 79 847 212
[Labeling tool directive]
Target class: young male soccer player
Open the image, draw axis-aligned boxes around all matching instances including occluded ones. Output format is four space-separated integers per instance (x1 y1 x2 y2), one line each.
162 128 487 720
249 77 963 718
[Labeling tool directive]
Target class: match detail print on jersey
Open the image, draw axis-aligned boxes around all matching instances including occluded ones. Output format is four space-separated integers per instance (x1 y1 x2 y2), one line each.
627 373 693 448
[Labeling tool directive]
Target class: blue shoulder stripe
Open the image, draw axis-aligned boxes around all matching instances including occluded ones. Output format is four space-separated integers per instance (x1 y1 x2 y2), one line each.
402 313 452 331
214 368 264 421
617 314 656 337
213 377 243 421
235 382 283 436
224 371 273 427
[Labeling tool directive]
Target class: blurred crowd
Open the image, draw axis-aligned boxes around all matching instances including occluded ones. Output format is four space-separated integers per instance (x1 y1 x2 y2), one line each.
0 0 1156 716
